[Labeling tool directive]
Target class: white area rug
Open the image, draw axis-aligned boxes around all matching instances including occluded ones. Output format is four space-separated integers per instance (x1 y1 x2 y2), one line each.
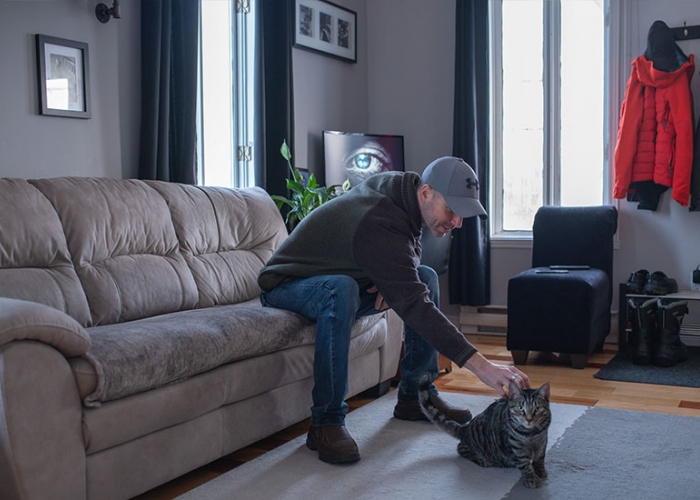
176 391 587 500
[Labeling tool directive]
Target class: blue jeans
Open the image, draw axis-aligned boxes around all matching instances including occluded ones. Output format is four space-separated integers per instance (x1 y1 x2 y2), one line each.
260 265 439 427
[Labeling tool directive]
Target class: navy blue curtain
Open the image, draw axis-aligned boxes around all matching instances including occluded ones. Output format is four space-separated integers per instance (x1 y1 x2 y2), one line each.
254 0 295 198
138 0 200 183
449 0 491 306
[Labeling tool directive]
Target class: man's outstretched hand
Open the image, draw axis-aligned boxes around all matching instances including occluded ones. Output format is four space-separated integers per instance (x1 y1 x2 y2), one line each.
465 352 530 397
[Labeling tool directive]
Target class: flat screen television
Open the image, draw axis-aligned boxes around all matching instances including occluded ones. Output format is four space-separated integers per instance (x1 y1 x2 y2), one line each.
323 131 405 188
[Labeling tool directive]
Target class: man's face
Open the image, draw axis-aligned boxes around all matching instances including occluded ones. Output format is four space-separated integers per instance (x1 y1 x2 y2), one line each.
419 186 463 237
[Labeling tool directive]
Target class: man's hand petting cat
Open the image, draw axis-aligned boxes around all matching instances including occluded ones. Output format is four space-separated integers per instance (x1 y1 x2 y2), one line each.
464 352 530 397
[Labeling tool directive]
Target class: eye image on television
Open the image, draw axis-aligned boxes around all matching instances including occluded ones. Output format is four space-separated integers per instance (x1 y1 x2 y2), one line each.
323 131 405 188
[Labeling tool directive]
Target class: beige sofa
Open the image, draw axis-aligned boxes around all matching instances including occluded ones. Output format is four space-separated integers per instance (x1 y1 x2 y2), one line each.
0 177 402 500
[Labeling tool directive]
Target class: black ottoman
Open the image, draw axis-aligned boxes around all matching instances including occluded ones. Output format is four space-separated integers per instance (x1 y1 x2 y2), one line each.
507 267 611 369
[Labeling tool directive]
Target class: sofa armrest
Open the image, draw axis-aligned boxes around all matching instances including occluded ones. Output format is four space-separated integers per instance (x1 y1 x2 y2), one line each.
0 341 87 500
0 298 90 356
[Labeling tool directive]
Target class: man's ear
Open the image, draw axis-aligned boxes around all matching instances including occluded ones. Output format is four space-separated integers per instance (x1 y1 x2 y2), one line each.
418 183 433 202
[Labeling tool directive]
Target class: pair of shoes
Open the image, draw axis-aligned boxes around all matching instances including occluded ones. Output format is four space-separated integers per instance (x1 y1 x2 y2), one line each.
626 270 678 295
628 297 689 367
393 395 472 424
306 425 360 464
643 271 678 295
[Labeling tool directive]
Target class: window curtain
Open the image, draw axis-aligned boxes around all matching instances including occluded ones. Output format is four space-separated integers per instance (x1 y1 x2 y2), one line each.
449 0 491 306
138 0 200 183
253 0 295 198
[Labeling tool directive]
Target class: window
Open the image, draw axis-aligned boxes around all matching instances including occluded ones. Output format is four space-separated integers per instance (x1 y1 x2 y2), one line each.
490 0 609 238
197 0 256 188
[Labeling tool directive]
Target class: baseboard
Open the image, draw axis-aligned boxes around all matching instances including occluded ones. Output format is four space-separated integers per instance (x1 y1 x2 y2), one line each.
459 305 619 344
459 305 507 336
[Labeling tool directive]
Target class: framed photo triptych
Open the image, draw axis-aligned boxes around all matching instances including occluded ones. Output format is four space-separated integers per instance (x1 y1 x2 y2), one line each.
294 0 357 63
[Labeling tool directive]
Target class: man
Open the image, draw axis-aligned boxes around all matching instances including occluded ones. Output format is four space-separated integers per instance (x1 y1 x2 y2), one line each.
258 156 530 464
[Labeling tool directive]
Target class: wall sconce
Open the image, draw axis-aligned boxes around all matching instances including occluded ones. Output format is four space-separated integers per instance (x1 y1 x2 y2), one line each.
95 0 121 24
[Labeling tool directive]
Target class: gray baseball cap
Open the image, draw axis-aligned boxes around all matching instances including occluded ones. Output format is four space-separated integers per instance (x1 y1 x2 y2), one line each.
421 156 487 220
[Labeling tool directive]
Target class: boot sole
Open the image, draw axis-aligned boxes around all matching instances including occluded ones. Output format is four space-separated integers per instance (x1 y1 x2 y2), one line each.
306 435 360 464
642 285 677 295
653 354 689 367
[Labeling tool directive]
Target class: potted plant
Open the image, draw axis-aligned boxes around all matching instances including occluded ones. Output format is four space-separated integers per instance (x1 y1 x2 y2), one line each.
271 140 349 231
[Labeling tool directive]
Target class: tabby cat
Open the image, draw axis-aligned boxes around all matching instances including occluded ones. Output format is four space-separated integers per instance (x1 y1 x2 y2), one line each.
418 374 551 489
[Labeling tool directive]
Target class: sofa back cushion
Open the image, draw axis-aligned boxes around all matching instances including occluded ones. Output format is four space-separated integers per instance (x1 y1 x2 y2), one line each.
31 178 199 326
145 182 287 307
0 179 92 325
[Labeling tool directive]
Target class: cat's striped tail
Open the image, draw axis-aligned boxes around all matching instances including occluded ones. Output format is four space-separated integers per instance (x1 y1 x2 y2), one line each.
417 372 466 440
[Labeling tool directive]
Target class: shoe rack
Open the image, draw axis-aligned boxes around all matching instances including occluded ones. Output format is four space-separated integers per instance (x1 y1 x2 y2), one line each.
618 284 700 352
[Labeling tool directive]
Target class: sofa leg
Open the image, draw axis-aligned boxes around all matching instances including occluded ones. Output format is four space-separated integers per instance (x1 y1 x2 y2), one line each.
511 350 529 365
570 354 587 369
359 379 392 398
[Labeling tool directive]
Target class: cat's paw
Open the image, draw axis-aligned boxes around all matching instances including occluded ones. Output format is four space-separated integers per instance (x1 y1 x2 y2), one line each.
522 476 542 489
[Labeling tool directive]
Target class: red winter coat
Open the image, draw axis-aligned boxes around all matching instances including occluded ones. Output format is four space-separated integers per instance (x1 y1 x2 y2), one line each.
613 54 695 206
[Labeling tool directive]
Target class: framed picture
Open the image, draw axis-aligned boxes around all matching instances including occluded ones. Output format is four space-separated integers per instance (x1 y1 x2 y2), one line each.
323 131 405 187
35 34 91 118
294 0 356 63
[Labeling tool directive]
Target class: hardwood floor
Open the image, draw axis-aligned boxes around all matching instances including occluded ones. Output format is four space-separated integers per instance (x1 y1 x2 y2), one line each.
133 334 700 499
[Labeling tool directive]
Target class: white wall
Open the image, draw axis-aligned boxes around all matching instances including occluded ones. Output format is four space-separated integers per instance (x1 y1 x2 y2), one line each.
0 0 140 180
293 0 368 185
365 0 455 174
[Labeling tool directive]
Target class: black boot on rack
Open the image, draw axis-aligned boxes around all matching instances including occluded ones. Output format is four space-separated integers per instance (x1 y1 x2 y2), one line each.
654 299 690 367
628 297 658 365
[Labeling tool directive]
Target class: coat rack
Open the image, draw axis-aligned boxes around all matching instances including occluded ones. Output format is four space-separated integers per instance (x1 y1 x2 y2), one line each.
672 23 700 41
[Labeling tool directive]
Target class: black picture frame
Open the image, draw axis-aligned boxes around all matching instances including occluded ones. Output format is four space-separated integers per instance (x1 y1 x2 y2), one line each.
294 0 357 63
36 34 91 119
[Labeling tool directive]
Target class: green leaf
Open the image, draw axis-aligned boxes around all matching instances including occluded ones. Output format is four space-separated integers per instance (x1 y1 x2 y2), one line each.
273 139 349 231
306 174 318 189
280 140 292 161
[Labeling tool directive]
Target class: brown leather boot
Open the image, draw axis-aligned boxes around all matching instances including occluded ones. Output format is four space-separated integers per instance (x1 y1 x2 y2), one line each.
306 425 360 464
394 395 472 424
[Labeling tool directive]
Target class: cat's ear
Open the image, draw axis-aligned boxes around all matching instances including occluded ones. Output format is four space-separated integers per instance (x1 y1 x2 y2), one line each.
537 382 551 399
508 382 522 399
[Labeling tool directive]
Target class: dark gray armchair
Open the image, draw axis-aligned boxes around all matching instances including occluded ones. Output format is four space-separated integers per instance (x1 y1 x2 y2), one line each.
507 205 618 369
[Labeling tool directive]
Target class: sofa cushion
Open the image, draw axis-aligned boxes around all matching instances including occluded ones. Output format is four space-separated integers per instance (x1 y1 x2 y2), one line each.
81 315 387 454
0 179 92 325
30 178 199 326
71 299 384 406
145 182 287 308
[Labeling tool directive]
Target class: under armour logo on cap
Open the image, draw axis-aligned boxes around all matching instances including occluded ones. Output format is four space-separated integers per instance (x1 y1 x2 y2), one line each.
421 157 487 220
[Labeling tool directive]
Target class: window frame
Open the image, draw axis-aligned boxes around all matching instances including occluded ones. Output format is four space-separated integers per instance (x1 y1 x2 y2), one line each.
489 0 619 244
197 0 256 188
